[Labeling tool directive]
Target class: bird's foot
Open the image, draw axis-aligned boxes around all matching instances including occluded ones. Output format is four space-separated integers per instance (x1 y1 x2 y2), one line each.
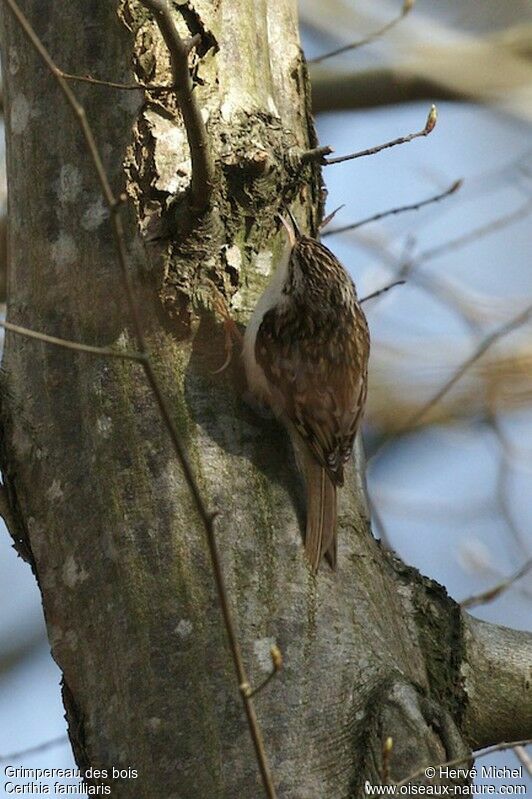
206 280 243 374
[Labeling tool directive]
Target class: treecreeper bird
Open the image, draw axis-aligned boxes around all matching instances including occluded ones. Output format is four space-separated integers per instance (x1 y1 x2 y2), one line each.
243 212 370 572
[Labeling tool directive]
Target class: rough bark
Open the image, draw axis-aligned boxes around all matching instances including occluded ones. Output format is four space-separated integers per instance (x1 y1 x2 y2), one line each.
0 2 530 798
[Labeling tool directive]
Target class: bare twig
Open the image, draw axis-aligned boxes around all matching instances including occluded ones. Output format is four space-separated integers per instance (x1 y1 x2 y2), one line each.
360 280 405 304
460 557 532 609
395 738 532 789
2 1 276 796
319 204 345 230
299 144 334 165
61 70 172 94
0 735 68 763
514 746 532 776
308 0 415 65
139 0 214 214
245 645 283 699
310 25 532 115
0 320 146 362
367 297 532 473
323 180 462 237
415 200 532 266
320 105 437 166
403 302 532 432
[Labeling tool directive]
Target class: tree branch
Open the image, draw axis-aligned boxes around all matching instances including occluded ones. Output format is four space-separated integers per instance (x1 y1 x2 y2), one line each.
360 279 405 304
308 0 415 65
368 298 532 463
460 558 532 609
309 26 532 116
323 179 461 237
61 70 172 94
0 735 68 763
140 0 214 215
300 105 437 166
1 319 146 361
462 615 532 748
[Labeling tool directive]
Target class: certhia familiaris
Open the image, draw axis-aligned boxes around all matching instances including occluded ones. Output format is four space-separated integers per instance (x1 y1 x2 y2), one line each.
243 212 370 572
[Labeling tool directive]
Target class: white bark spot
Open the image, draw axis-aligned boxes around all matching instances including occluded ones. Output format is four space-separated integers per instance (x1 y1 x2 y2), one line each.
253 637 276 672
145 110 190 194
96 416 113 438
147 717 162 731
224 244 242 273
81 197 108 231
65 629 79 650
51 232 78 269
8 47 20 75
47 479 64 502
221 89 255 122
267 95 279 116
11 94 30 134
255 250 273 276
229 289 245 311
56 164 82 204
116 331 130 349
62 554 89 588
175 619 193 638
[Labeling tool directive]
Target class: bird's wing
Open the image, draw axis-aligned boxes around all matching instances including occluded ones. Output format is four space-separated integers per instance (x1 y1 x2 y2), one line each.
255 306 369 485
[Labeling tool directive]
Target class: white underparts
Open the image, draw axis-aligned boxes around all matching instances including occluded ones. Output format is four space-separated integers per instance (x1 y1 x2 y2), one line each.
242 236 292 405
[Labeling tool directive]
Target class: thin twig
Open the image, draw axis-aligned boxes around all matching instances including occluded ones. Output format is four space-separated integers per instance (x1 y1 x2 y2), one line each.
368 300 532 471
0 735 68 763
514 746 532 776
299 145 334 165
360 280 405 304
2 1 277 796
319 204 345 230
140 0 214 214
61 70 172 94
323 104 437 166
245 645 283 699
403 302 532 432
414 200 532 266
460 557 532 608
308 0 415 65
0 320 146 361
323 180 462 237
395 738 532 789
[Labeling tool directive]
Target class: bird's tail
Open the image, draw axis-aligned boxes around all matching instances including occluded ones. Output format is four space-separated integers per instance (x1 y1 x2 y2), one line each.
302 448 337 572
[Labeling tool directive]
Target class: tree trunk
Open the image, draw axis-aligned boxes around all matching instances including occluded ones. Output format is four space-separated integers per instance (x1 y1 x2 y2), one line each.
0 2 530 797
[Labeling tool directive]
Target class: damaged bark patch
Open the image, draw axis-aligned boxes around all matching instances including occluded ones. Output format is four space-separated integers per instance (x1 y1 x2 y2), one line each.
119 4 323 339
